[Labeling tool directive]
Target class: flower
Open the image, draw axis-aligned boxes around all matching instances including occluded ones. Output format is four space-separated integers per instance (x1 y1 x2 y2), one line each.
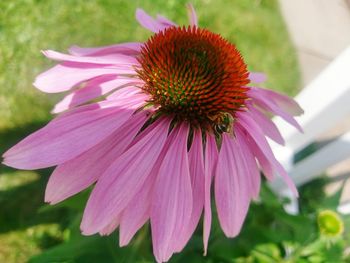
2 4 303 263
317 210 344 238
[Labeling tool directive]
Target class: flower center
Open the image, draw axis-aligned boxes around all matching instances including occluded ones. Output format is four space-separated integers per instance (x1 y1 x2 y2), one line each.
137 26 250 132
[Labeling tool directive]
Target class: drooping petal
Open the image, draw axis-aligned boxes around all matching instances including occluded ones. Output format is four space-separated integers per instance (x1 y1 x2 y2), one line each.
3 98 144 170
119 122 175 247
247 103 285 145
69 42 142 57
52 75 115 113
136 8 169 33
239 124 275 181
156 14 177 27
250 86 303 116
215 134 251 237
186 4 198 26
80 117 171 235
52 92 143 121
151 123 192 263
237 112 298 196
226 135 251 228
42 50 138 65
52 76 142 113
99 216 121 236
248 87 302 131
34 63 136 93
45 111 148 204
203 133 218 255
248 72 266 83
106 86 143 101
173 128 205 253
119 169 154 247
235 127 261 199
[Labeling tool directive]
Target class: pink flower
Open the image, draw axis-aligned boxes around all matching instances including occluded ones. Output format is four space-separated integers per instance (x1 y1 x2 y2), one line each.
2 4 303 263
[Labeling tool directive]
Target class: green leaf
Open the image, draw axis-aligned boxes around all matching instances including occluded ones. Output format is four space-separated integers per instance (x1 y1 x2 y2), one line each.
306 254 324 263
299 239 324 257
251 243 282 263
318 183 344 210
259 183 284 208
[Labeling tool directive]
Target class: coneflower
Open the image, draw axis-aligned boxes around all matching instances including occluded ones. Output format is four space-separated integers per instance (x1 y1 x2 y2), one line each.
2 5 303 263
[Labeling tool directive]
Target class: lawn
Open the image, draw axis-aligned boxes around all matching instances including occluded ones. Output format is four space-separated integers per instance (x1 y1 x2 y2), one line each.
0 0 301 262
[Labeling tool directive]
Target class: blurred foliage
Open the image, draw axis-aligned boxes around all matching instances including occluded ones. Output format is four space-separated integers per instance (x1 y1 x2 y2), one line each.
26 182 350 263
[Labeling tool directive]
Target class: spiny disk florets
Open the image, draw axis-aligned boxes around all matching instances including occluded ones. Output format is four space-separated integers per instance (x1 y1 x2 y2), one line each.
137 26 250 132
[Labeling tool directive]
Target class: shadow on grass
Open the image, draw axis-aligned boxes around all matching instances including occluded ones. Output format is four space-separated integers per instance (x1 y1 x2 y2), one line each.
0 121 71 234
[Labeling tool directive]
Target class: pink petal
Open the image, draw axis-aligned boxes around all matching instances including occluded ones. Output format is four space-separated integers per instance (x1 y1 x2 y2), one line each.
52 94 144 123
99 216 121 236
237 112 298 196
215 134 251 237
52 96 140 121
136 8 168 33
52 75 116 113
251 86 303 116
52 103 100 119
69 42 142 57
173 129 205 253
240 125 275 181
151 123 192 263
248 87 303 132
106 86 143 101
119 170 154 247
45 111 148 204
42 50 138 65
3 98 143 170
203 133 218 255
52 77 142 113
119 121 175 247
80 118 171 235
156 14 177 27
248 72 267 83
247 103 285 145
34 63 136 93
186 4 198 26
235 128 261 199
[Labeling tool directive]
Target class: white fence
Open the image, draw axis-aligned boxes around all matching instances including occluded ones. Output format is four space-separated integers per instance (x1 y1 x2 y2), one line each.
270 46 350 213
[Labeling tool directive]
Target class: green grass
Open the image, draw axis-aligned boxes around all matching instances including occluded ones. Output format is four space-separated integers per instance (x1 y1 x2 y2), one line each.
0 0 300 261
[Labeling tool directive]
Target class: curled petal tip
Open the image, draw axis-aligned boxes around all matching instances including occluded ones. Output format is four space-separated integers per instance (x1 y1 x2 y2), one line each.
41 50 55 59
68 45 79 54
80 227 94 236
44 195 56 205
119 240 126 247
2 153 22 170
41 49 53 55
135 8 147 19
32 80 39 89
1 158 10 167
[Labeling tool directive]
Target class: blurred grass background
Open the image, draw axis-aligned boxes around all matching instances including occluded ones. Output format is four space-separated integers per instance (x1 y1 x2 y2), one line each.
0 0 300 262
